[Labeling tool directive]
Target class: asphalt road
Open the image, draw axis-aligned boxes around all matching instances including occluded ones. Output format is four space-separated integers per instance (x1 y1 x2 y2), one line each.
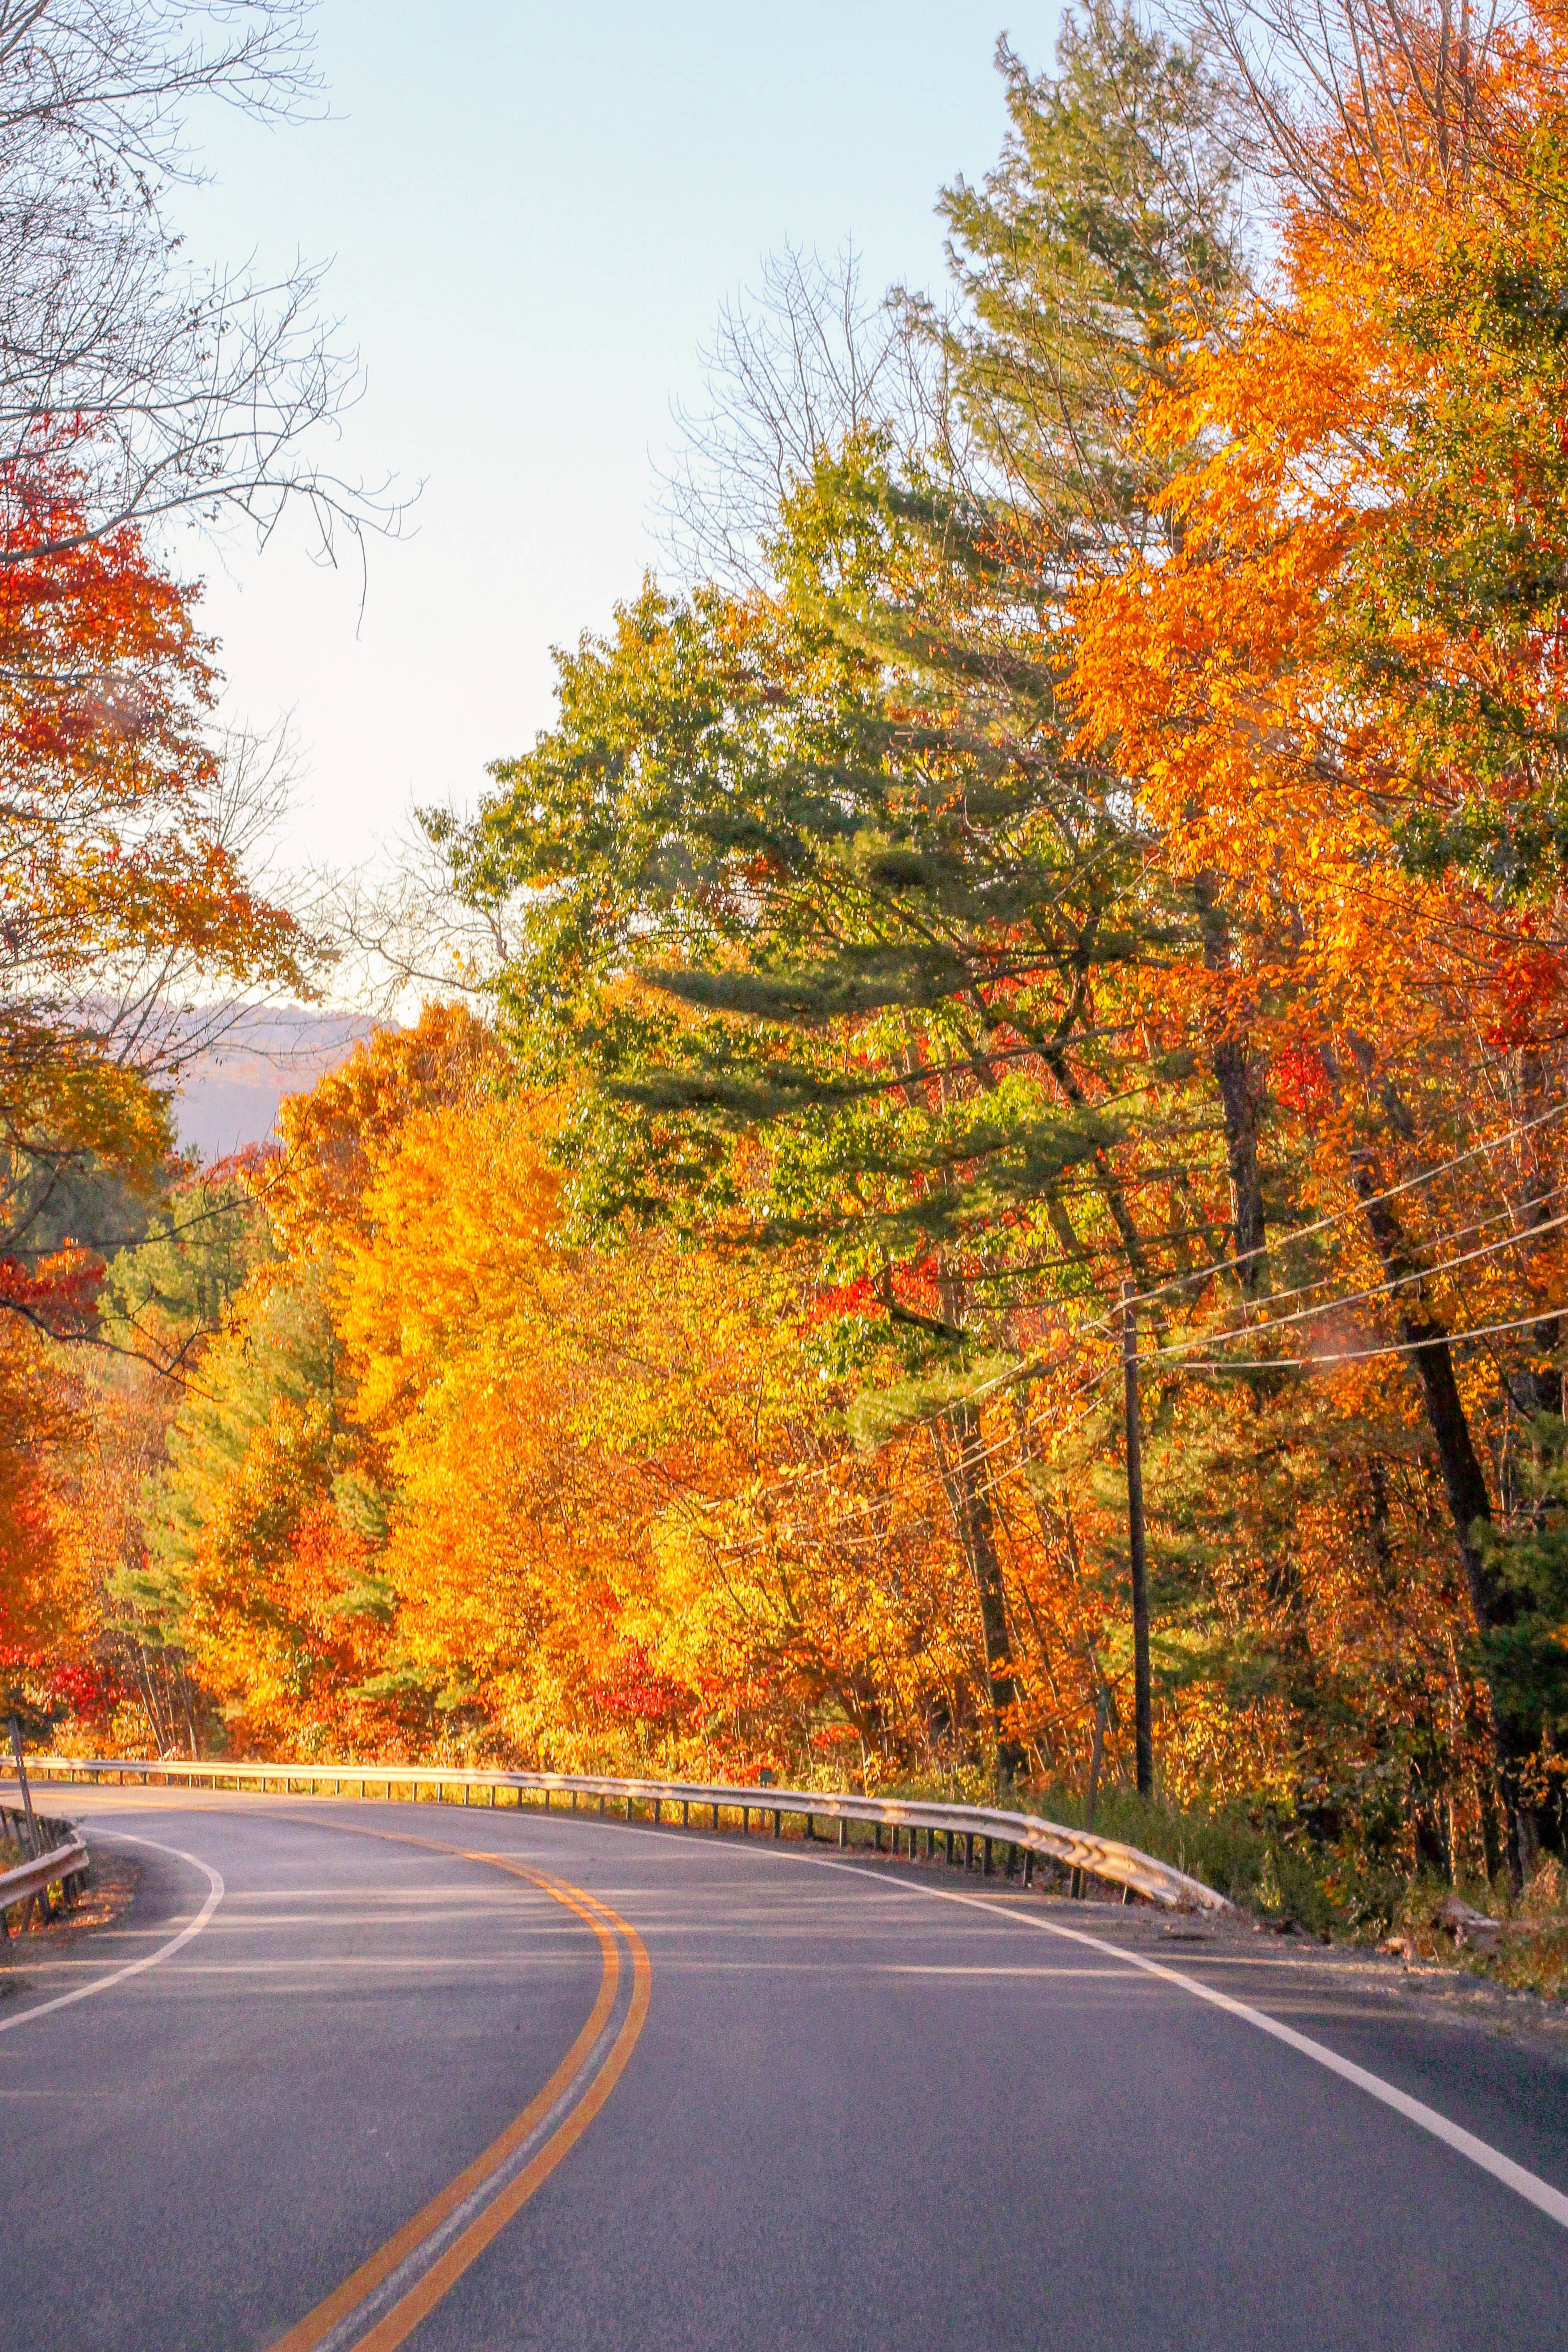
2 1784 1567 2351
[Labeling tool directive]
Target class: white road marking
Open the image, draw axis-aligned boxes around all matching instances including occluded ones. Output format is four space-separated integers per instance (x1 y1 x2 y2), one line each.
0 1833 223 2035
811 1851 1568 2236
33 1794 1568 2236
522 1813 1568 2236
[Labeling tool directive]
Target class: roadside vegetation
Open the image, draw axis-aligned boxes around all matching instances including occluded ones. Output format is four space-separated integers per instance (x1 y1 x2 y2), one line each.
4 0 1568 1996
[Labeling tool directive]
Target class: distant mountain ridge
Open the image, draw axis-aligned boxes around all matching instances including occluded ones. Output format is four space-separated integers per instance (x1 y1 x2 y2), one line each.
173 1006 377 1162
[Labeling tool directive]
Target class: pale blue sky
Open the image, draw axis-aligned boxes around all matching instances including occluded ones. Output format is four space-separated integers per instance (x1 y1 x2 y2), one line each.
179 4 1060 872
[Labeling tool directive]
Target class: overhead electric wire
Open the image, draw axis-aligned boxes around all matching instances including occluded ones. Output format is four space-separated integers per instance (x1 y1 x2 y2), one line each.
975 1182 1568 1321
721 1359 1119 1562
1116 1097 1568 1317
713 1099 1568 1555
916 1115 1568 1352
734 1194 1568 1560
1172 1302 1565 1375
1129 1203 1568 1369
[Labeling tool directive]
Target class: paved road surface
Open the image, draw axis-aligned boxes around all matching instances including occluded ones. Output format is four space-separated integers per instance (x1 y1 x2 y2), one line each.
2 1783 1566 2349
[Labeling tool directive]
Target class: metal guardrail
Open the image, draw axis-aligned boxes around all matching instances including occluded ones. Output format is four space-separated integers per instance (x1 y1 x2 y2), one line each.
2 1801 74 1842
18 1756 1233 1913
0 1834 89 1921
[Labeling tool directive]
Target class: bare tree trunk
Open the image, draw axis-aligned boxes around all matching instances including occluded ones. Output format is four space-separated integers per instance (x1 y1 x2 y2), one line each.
1354 1168 1533 1886
931 1404 1024 1778
1194 877 1268 1295
1122 1288 1154 1797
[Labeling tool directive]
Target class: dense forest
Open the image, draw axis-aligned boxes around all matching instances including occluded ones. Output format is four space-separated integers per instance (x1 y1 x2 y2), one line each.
6 0 1568 1961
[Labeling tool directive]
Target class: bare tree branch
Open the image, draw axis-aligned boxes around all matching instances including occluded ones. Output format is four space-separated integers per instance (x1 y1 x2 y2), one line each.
655 243 943 590
0 1 402 570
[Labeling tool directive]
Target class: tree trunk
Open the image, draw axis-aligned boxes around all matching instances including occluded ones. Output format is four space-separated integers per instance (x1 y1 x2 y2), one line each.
1122 1288 1154 1796
932 1403 1024 1778
1194 876 1268 1294
1354 1169 1533 1884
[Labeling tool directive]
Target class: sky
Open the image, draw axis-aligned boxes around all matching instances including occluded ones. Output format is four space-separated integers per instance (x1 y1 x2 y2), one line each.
174 2 1056 883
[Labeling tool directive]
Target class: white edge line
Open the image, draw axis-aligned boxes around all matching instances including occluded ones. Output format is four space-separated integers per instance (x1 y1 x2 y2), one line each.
41 1793 1568 2235
531 1810 1568 2237
825 1853 1568 2236
0 1832 224 2035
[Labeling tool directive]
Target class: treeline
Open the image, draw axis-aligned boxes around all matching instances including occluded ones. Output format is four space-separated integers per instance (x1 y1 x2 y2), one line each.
5 0 1568 1929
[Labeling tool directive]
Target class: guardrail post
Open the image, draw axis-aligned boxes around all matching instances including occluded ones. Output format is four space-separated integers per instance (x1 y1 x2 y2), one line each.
682 1800 689 1827
712 1801 720 1830
838 1819 847 1849
740 1806 748 1835
983 1837 994 1877
654 1799 661 1824
964 1832 975 1870
772 1808 781 1839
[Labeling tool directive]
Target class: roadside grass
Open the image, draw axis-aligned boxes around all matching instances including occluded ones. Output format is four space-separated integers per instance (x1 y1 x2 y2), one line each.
1388 1855 1568 2001
984 1778 1568 1999
999 1785 1568 1992
1 1830 36 1942
1007 1782 1333 1931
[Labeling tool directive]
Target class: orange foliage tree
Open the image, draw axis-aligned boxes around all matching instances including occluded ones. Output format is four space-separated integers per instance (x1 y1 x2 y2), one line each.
0 445 309 1693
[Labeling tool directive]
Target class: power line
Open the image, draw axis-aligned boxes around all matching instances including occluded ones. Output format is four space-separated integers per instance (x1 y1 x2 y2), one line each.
723 1359 1118 1562
1132 1203 1568 1368
1119 1098 1568 1316
983 1183 1568 1325
882 1111 1568 1359
1173 1302 1563 1374
724 1114 1568 1545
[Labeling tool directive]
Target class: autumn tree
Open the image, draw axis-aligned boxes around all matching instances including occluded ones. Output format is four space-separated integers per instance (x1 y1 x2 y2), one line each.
1 451 308 1313
1070 0 1568 1871
447 9 1263 1776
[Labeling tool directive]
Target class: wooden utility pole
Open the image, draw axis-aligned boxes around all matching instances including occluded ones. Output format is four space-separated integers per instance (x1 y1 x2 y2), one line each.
1122 1284 1153 1797
8 1715 40 1857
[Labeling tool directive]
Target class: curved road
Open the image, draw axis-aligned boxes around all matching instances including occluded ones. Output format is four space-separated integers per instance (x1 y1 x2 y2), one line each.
2 1783 1567 2350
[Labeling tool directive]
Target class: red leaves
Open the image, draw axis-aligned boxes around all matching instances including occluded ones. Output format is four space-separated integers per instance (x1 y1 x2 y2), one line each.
1485 944 1567 1048
42 1657 124 1729
1273 1046 1336 1129
589 1642 693 1727
802 1273 878 1327
0 1246 104 1338
0 437 216 790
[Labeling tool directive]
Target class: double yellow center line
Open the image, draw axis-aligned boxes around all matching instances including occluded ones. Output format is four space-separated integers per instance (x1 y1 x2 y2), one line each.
270 1849 651 2352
